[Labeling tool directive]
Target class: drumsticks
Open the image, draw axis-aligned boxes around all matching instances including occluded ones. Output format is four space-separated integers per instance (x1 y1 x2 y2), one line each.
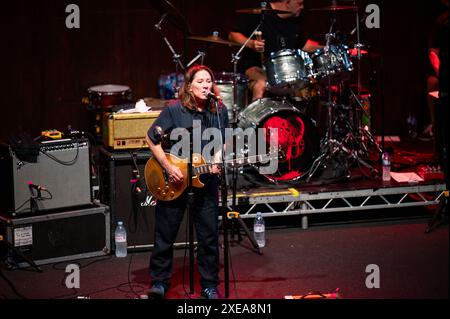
255 31 265 65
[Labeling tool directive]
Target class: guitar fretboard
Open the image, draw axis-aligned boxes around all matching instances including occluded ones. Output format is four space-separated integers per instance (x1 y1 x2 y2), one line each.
193 154 271 175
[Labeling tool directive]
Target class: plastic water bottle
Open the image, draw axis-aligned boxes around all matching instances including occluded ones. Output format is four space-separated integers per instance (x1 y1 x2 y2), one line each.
114 221 127 257
381 152 391 182
253 212 266 248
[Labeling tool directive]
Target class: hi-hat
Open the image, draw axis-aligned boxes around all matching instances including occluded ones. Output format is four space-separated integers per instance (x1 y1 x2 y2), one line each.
236 8 291 14
309 5 358 11
188 35 240 46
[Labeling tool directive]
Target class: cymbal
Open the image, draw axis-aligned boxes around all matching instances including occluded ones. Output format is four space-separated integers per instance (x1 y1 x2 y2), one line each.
236 8 291 15
309 5 358 12
188 35 240 46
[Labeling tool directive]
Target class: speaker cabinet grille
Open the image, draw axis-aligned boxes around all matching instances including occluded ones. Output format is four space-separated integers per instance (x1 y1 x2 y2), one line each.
0 139 92 216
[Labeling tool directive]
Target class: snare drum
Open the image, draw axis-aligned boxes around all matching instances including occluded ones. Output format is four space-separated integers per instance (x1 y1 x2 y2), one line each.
215 72 248 123
265 49 313 95
86 84 133 111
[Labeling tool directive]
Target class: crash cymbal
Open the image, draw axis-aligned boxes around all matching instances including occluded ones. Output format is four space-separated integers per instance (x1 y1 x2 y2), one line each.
236 8 291 15
309 5 358 11
188 35 240 46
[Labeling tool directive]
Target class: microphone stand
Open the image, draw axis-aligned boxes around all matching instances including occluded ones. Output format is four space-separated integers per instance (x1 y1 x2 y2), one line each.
219 124 231 299
154 13 185 98
186 126 195 295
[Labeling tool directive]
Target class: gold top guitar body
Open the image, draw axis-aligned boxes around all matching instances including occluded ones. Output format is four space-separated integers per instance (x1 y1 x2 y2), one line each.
144 153 209 201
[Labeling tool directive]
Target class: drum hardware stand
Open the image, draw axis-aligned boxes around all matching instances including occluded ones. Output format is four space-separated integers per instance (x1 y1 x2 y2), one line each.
154 13 185 98
347 1 381 157
347 88 382 156
306 19 348 182
333 104 379 175
186 50 206 68
306 14 378 181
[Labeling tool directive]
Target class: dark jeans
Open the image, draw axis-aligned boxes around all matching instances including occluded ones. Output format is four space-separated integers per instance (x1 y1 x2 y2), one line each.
149 185 220 290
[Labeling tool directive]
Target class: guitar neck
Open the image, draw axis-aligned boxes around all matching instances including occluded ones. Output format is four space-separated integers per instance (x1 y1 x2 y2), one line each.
193 154 270 175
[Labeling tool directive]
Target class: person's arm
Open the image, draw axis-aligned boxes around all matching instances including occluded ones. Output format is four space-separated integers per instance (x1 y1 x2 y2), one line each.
229 31 265 53
302 39 323 53
429 48 440 77
146 135 184 183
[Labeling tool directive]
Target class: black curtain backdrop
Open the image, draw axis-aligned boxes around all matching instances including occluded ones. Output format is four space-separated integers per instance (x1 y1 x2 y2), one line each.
0 0 446 141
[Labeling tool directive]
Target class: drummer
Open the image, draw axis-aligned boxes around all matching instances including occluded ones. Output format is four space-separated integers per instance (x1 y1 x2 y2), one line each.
229 0 322 101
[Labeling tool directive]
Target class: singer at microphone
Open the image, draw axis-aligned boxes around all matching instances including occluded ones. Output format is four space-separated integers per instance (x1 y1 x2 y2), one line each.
205 91 220 102
144 64 229 300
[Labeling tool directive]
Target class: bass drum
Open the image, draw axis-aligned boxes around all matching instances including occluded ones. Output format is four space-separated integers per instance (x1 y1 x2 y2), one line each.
238 98 320 182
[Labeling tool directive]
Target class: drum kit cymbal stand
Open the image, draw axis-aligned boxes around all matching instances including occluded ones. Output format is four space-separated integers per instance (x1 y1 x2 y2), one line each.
306 7 381 182
154 12 185 98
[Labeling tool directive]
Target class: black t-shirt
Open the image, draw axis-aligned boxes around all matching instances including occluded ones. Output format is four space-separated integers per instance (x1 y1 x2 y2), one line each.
147 100 229 156
232 12 308 73
147 100 229 190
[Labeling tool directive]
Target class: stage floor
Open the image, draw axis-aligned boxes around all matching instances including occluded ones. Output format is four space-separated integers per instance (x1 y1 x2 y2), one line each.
223 138 447 221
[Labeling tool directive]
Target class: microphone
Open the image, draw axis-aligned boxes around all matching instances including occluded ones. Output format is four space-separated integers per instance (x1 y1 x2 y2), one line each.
205 91 219 101
28 182 46 199
27 182 46 191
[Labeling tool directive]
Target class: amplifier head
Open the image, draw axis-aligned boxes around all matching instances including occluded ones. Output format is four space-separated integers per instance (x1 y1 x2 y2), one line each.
102 111 161 150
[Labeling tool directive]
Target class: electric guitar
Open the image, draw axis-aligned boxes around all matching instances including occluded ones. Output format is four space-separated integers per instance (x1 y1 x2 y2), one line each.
144 151 276 201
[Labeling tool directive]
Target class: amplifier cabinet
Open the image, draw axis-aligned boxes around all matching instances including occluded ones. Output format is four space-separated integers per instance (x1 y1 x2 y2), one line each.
0 139 92 216
99 147 188 250
0 204 110 268
102 111 161 150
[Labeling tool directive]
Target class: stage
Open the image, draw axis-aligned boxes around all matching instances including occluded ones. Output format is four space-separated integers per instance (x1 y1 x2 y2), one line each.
0 137 448 300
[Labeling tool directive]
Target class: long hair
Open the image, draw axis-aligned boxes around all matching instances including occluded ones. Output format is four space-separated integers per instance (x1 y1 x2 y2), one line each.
179 64 221 113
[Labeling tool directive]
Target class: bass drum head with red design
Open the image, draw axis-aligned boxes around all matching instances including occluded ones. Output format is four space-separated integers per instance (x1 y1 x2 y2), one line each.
238 98 320 182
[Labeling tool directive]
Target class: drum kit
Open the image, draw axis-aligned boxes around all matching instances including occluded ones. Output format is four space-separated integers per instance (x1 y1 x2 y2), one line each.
96 1 380 185
228 3 381 183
